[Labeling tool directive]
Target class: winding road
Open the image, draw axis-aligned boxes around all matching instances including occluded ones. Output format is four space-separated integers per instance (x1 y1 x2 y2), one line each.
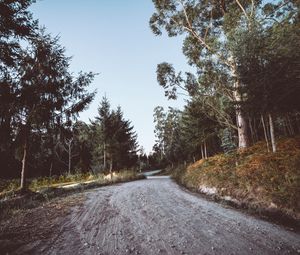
2 177 300 255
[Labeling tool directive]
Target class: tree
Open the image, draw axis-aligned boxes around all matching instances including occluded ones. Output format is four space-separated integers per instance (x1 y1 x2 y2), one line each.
109 107 138 170
92 96 112 171
0 0 37 67
0 0 38 178
153 106 186 166
150 0 254 148
73 121 93 173
7 31 95 190
181 99 223 159
150 0 299 149
231 3 300 152
91 98 138 173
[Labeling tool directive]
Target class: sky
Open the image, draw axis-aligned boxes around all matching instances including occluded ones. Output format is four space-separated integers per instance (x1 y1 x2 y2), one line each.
30 0 191 154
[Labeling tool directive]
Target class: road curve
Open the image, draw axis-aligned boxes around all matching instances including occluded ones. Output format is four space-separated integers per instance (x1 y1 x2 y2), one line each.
10 178 300 254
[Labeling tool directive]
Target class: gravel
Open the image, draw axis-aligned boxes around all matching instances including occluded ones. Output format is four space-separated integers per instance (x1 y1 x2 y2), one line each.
2 178 300 254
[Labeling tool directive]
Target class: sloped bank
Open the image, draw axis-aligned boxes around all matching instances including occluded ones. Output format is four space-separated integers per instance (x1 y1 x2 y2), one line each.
173 138 300 228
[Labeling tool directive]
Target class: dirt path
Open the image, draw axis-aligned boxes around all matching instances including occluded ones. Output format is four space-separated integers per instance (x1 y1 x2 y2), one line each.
1 178 300 255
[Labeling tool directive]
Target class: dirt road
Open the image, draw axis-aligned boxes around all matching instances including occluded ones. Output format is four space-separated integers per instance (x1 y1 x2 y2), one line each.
1 177 300 254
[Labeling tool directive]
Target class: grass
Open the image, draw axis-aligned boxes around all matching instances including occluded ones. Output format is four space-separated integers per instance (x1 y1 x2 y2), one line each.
173 137 300 220
0 170 144 220
0 170 140 195
0 173 97 195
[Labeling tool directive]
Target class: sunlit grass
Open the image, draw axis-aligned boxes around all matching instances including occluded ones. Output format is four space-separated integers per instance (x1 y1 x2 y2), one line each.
0 170 140 196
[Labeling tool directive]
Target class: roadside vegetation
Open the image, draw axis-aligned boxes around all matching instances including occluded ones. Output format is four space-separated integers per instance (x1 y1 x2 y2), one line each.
0 170 143 220
172 137 300 220
0 170 141 195
149 1 300 221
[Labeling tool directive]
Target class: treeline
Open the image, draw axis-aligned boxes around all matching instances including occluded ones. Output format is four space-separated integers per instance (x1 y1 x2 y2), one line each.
150 0 300 166
0 1 143 188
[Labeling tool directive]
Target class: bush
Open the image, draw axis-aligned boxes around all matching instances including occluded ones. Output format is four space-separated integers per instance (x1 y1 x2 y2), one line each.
173 137 300 217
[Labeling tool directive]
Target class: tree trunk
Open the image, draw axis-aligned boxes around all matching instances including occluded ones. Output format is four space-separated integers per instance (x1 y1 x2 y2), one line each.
48 135 54 177
249 117 255 144
296 114 300 134
236 109 249 148
265 115 271 142
49 162 53 178
49 138 54 177
253 117 258 142
110 157 113 179
282 116 288 136
231 64 249 149
261 115 270 152
283 116 291 136
268 113 276 153
103 142 107 170
287 115 295 136
204 140 208 159
68 139 72 175
20 137 28 191
201 144 204 159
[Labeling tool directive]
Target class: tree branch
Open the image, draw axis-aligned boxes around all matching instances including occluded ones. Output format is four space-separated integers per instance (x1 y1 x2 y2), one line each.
250 0 255 18
235 0 249 20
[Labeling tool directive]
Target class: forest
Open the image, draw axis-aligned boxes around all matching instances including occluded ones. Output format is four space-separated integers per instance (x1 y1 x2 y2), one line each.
0 0 299 192
0 0 155 191
0 1 299 253
150 0 300 166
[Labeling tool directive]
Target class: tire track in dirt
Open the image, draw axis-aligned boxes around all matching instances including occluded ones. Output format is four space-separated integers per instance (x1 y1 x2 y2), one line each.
1 178 300 254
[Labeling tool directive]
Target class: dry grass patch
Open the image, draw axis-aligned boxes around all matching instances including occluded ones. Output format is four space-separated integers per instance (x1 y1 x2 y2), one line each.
174 137 300 219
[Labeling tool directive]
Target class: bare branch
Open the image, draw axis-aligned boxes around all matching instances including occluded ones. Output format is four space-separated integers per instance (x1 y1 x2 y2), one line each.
204 9 213 41
250 0 255 18
174 1 233 68
235 0 249 20
202 96 237 130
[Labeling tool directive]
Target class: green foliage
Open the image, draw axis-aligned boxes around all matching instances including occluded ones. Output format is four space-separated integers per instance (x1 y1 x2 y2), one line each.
0 169 142 195
150 0 300 151
153 106 187 166
0 1 96 183
219 128 237 153
153 96 230 166
90 97 138 172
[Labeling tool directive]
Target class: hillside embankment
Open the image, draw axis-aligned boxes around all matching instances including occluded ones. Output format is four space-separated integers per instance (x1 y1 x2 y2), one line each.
173 137 300 224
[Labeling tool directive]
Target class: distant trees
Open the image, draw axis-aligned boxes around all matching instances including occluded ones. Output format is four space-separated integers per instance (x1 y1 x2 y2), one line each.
153 106 185 166
150 0 300 165
153 102 222 166
90 97 138 174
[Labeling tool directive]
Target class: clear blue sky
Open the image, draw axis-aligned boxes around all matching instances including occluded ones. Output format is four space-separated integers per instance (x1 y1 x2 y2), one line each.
30 0 190 153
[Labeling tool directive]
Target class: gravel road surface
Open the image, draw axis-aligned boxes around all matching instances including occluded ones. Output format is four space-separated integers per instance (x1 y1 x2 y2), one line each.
1 177 300 255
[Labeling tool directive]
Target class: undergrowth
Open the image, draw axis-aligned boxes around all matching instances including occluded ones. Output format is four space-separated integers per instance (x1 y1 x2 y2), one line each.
0 170 140 197
173 137 300 218
0 170 142 220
